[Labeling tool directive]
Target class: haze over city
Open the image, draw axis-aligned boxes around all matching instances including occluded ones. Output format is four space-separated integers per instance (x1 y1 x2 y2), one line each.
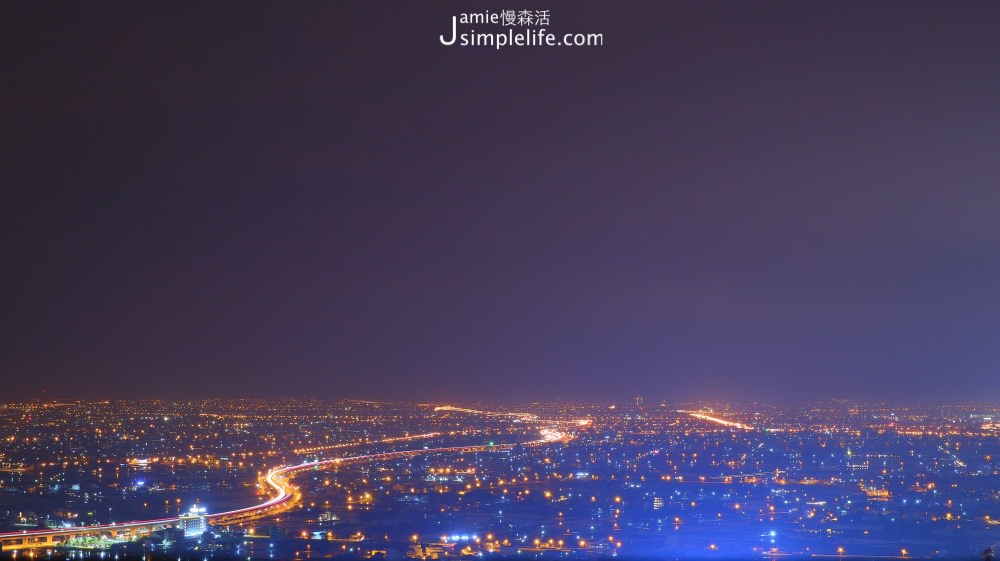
4 1 1000 404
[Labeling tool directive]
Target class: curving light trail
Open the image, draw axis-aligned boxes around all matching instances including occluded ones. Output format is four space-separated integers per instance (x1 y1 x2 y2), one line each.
208 430 570 524
1 407 575 544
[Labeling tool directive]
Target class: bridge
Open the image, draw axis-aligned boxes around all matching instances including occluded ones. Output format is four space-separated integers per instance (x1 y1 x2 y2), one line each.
0 518 177 551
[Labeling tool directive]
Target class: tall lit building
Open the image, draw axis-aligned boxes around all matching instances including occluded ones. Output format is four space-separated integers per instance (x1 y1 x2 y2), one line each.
179 506 207 537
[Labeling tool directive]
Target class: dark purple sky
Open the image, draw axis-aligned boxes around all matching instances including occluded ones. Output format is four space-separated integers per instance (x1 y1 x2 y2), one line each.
3 1 1000 404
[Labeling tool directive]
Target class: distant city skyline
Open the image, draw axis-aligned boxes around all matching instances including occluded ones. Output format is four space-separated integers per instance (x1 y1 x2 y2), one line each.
4 2 1000 404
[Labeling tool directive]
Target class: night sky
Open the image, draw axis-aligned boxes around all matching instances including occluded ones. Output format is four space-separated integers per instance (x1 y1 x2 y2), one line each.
4 1 1000 404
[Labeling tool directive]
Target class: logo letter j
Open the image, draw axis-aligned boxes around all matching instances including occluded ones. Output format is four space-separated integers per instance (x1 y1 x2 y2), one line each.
440 16 457 45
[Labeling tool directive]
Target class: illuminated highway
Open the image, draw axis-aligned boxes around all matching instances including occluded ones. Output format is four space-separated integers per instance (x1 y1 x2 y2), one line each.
433 405 539 421
293 431 442 455
210 426 569 524
679 409 755 430
0 518 178 551
0 420 571 551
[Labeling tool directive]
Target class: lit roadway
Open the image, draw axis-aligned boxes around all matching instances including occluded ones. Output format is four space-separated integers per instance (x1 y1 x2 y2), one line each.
678 409 755 430
0 518 179 552
209 427 569 525
0 426 570 551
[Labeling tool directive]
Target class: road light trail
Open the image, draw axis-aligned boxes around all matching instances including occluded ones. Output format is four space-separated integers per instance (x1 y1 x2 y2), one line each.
432 405 539 421
679 410 754 430
209 405 575 524
432 405 591 428
294 432 442 455
208 428 572 525
1 408 575 543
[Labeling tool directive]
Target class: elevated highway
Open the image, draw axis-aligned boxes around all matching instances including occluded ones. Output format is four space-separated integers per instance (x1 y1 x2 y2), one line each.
0 427 569 551
0 518 177 551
